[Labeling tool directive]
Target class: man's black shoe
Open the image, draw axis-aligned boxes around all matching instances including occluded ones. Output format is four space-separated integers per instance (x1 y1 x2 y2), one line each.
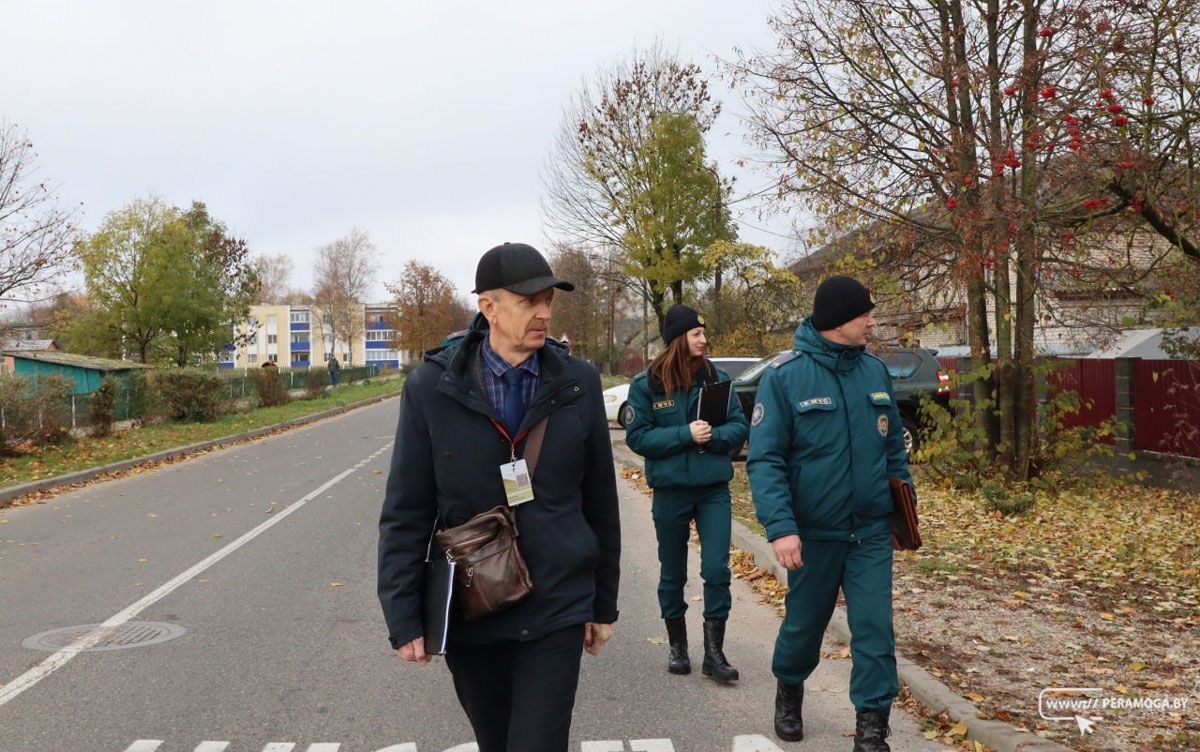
774 680 804 741
852 707 891 752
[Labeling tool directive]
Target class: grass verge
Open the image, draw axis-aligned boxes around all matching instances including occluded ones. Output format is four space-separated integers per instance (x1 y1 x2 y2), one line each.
0 377 404 490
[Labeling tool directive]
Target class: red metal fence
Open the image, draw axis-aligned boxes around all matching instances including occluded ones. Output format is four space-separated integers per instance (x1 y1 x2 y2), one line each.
921 355 1200 459
1133 359 1200 457
1048 359 1117 436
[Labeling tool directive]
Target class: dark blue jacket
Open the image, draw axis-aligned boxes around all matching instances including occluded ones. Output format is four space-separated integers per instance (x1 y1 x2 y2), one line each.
625 361 750 490
378 318 620 648
746 318 913 542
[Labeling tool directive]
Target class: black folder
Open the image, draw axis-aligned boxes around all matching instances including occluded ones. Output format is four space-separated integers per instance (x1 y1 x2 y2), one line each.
421 555 455 655
696 380 733 425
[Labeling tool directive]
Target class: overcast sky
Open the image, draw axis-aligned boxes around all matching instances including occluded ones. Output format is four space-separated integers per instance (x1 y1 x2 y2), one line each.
3 0 798 302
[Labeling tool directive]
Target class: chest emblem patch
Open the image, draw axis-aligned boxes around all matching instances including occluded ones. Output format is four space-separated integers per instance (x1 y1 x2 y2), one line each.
751 403 765 427
878 414 889 436
798 397 833 410
653 399 676 410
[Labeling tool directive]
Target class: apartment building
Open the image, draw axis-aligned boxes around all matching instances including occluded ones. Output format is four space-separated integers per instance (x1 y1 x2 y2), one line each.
219 303 403 370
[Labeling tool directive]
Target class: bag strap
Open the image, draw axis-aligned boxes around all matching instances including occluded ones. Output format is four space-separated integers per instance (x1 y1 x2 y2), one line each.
522 416 550 479
425 515 440 562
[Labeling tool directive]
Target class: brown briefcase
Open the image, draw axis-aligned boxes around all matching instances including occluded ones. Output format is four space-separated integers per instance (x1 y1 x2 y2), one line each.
888 477 922 551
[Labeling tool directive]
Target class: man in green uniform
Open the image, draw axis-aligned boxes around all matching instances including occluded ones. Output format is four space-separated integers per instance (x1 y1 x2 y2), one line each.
747 275 913 751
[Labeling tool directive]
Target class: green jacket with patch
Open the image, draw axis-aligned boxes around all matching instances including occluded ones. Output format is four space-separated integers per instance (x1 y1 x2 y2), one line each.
746 318 913 542
626 362 750 490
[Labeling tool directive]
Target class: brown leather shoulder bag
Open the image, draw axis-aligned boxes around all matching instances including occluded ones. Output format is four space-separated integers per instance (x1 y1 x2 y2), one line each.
431 417 547 620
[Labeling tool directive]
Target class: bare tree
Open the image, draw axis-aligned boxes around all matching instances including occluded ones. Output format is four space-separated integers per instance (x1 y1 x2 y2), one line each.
312 228 378 364
0 121 78 332
252 253 294 304
734 0 1200 479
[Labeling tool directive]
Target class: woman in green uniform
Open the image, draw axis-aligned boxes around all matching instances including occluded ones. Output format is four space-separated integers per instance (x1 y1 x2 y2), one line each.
626 304 750 683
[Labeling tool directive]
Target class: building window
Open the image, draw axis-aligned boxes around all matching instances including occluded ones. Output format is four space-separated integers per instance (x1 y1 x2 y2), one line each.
291 311 309 324
293 351 310 362
268 334 277 344
248 315 258 328
248 353 258 365
290 333 307 344
248 334 257 346
366 330 396 341
267 314 278 331
268 354 278 364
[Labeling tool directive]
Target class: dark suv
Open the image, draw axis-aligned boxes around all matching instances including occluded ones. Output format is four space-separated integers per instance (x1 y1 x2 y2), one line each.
732 347 950 456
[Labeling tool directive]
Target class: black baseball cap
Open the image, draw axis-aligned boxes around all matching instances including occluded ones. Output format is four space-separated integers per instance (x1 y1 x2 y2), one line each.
472 242 575 295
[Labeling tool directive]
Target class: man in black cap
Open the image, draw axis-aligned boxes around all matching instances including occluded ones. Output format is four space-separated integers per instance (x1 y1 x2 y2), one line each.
378 242 621 752
747 275 912 751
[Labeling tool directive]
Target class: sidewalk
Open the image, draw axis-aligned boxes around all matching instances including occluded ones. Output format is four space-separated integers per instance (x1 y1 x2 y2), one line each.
606 443 948 750
610 437 1074 752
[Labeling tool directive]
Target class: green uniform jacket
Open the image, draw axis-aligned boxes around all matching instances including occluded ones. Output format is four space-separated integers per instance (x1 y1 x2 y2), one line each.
746 318 913 542
626 362 750 490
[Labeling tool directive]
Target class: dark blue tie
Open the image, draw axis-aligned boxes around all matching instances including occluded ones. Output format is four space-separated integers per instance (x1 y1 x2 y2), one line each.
501 368 526 438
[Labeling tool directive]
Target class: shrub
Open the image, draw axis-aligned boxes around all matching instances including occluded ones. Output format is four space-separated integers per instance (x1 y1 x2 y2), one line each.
126 370 151 423
152 369 227 422
30 374 74 446
0 373 35 455
251 367 291 408
981 480 1035 516
88 376 118 437
915 359 1116 493
305 368 330 399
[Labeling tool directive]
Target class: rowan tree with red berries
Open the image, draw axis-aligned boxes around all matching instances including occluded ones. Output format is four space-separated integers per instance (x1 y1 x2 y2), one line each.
732 0 1200 480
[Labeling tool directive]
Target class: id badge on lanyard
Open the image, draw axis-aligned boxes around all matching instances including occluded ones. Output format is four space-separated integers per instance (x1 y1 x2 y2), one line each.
492 420 534 507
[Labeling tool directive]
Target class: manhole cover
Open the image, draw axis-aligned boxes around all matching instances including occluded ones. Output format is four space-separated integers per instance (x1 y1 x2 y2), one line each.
22 622 185 652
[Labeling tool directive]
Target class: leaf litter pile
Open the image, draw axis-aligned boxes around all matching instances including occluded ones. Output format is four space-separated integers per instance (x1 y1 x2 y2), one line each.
680 462 1197 751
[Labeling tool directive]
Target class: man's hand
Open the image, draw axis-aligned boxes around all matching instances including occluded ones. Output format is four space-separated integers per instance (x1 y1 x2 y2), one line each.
772 535 803 570
584 623 613 656
396 636 430 665
689 420 712 445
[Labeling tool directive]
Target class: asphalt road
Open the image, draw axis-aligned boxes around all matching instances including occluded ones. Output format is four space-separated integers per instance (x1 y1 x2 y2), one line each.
0 398 944 752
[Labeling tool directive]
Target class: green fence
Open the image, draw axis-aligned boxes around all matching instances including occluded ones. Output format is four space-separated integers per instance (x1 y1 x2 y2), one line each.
1 365 381 432
216 365 379 398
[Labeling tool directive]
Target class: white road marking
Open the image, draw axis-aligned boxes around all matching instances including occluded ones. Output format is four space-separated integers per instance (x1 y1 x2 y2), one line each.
120 741 779 752
0 445 393 709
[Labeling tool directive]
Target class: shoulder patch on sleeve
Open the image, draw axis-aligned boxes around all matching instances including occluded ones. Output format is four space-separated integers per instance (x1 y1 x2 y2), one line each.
751 402 766 426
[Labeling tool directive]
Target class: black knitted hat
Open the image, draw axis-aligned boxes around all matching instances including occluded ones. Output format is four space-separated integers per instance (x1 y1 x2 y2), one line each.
662 304 704 347
811 276 875 330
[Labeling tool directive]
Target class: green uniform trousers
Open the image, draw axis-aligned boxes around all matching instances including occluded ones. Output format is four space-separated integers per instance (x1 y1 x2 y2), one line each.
651 484 733 621
773 534 899 711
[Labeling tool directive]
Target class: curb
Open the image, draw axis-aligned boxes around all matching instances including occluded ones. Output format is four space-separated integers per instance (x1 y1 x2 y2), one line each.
0 387 403 506
609 441 1073 752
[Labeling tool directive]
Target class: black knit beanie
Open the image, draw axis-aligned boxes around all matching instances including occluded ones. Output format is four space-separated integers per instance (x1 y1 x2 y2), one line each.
811 276 875 331
662 304 704 347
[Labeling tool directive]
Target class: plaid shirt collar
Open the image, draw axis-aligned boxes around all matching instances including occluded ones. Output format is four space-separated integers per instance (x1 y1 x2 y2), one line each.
480 336 540 413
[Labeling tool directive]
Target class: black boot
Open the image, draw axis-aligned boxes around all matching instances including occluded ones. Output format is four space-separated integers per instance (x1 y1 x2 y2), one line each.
773 680 804 742
664 617 690 675
852 708 892 752
701 619 739 683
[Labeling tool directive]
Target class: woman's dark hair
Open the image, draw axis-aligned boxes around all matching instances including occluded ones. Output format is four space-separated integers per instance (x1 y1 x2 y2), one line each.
648 332 711 395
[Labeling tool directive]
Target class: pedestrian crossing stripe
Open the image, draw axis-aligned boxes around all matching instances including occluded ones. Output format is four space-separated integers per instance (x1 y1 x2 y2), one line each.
123 736 787 751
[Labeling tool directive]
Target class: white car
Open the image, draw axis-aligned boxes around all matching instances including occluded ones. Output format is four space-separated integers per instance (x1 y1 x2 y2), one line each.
603 383 633 428
602 357 761 429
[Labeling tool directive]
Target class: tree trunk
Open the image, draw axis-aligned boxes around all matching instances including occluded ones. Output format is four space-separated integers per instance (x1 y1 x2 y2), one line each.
983 0 1016 468
1012 0 1042 480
